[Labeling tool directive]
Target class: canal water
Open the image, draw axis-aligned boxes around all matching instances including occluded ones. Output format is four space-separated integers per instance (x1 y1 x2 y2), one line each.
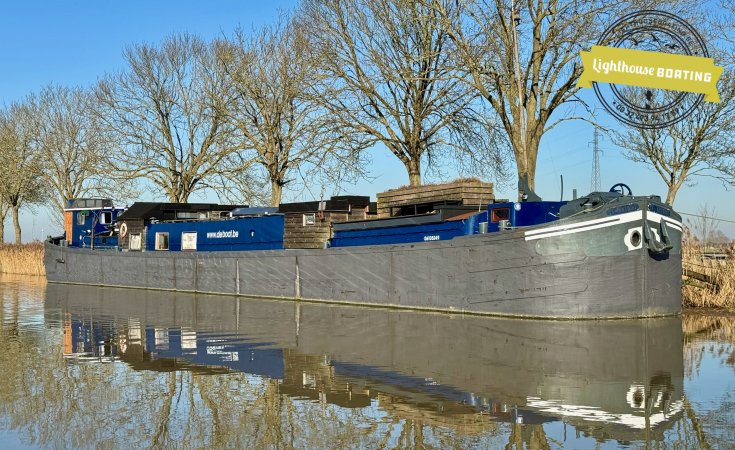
1 275 733 449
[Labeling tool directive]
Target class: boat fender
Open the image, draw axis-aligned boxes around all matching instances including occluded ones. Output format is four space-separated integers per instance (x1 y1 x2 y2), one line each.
119 222 128 238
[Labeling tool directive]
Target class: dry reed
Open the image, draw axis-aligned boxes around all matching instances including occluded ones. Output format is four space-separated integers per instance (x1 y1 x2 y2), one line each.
682 242 735 309
0 242 45 277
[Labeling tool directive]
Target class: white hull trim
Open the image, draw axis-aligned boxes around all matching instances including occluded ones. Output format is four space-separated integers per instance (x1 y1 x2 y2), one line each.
524 211 643 241
524 210 684 242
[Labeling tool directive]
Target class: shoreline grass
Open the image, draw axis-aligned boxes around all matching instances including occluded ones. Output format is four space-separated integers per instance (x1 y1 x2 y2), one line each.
0 242 45 277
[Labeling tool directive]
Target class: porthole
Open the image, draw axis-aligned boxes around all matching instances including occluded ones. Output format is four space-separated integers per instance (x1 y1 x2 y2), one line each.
631 230 641 247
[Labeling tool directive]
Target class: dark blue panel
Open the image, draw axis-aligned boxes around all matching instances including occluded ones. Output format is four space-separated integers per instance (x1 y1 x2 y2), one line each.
331 218 471 247
146 215 285 252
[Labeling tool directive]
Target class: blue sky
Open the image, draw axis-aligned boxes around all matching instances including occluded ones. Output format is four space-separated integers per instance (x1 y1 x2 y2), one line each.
1 1 733 241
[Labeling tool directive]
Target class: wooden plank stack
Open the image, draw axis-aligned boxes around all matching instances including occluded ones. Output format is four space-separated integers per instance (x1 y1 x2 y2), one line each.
283 212 337 249
284 209 369 249
376 179 494 218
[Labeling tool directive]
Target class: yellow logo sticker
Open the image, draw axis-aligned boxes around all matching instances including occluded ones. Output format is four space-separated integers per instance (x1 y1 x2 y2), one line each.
578 45 723 102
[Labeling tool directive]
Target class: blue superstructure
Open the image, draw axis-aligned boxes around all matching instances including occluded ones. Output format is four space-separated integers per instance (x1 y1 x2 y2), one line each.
61 197 565 252
145 214 285 252
329 201 566 248
487 201 566 231
330 211 488 247
64 199 124 249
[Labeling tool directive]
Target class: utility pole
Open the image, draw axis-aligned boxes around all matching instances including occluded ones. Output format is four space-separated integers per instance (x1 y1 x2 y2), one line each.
590 128 602 192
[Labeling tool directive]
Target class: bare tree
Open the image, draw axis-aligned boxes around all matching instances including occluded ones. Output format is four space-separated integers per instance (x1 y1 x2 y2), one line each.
687 203 721 246
612 73 735 205
301 0 507 187
0 103 47 244
437 0 675 199
214 17 369 206
26 85 130 222
95 33 242 203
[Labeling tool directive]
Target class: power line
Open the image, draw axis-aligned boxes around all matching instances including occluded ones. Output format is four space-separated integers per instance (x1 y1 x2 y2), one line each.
679 212 735 225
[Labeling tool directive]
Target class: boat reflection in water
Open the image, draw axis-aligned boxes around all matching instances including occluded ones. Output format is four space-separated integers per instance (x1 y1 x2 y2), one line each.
45 283 683 445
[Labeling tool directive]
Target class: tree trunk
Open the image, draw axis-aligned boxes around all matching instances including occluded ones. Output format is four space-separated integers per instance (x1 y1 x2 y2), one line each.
526 138 539 191
167 183 190 203
666 183 682 206
0 211 5 244
406 158 421 186
515 134 540 200
270 180 283 207
12 205 21 244
173 190 191 203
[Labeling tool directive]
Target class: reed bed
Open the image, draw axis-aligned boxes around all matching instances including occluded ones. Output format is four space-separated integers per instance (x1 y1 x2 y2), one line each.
682 242 735 309
0 242 45 277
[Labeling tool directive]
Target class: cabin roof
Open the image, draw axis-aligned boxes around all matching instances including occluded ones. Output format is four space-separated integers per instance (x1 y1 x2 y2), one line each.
65 198 113 210
117 202 248 221
278 195 371 213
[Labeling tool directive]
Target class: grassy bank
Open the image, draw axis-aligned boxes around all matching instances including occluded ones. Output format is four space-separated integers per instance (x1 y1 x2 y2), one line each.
0 242 45 277
682 243 734 309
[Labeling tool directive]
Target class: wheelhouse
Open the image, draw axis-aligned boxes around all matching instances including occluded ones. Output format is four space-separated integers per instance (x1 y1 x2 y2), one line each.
64 198 124 249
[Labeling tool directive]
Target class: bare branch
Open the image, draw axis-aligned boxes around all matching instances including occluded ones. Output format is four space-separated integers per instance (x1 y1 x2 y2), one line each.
610 71 735 205
94 33 241 203
438 0 688 198
213 15 371 206
301 0 509 187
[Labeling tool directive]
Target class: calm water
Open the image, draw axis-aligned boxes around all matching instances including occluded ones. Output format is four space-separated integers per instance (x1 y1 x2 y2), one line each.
0 276 733 449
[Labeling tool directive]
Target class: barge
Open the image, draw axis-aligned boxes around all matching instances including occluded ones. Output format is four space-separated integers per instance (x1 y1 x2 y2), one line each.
44 180 683 318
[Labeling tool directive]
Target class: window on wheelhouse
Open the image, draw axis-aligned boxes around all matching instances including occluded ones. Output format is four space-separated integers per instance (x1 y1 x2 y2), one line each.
77 212 86 225
100 211 112 224
155 232 169 251
490 207 510 223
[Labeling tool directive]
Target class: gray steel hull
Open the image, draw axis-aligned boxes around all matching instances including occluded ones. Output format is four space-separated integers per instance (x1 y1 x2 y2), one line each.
44 200 682 319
